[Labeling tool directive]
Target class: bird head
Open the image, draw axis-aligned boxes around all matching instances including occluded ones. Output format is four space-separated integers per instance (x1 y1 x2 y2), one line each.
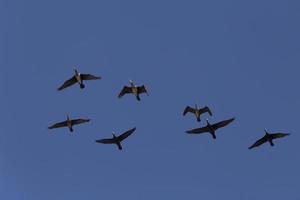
73 68 79 75
264 128 269 135
206 118 210 125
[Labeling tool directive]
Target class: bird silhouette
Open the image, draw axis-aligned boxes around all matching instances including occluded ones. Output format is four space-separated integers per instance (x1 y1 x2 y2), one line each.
186 118 235 139
95 127 136 150
248 129 290 149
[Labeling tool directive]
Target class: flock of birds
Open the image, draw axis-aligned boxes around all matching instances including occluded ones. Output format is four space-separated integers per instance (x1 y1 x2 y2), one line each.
48 69 290 150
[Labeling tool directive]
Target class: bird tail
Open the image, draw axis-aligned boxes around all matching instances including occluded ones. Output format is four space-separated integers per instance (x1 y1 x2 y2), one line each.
136 95 141 101
69 127 74 132
197 117 200 122
80 83 85 89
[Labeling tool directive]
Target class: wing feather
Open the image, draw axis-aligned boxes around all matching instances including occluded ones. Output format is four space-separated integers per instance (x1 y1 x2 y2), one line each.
48 121 68 129
183 106 195 115
212 118 235 130
71 119 90 126
137 85 148 95
118 86 132 98
186 126 210 134
57 76 77 91
248 136 268 149
81 74 101 80
95 138 115 144
118 127 136 141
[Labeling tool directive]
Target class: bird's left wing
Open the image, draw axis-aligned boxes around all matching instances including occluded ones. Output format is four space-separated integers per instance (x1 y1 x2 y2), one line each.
200 106 213 116
271 133 290 139
71 119 90 126
137 85 149 95
118 127 136 141
212 118 235 130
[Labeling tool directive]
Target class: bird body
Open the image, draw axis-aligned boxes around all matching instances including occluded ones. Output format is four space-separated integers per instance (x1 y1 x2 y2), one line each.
186 118 235 139
248 129 290 149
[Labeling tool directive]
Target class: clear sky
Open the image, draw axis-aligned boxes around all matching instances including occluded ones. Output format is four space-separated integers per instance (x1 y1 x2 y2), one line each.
1 0 300 199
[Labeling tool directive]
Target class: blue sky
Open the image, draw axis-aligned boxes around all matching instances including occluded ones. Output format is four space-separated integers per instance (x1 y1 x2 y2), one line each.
1 0 300 199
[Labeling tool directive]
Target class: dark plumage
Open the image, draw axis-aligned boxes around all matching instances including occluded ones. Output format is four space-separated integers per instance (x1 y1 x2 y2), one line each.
183 104 212 122
95 127 136 150
186 118 235 139
57 69 101 91
118 80 148 101
48 115 90 132
248 129 290 149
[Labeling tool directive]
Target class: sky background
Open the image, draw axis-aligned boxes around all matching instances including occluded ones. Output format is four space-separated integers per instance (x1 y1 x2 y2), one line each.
1 0 300 199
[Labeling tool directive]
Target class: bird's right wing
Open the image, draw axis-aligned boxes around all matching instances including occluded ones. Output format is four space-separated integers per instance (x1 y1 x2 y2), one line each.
118 127 136 141
95 138 115 144
118 86 132 98
183 106 195 115
57 76 77 91
186 126 209 134
48 121 68 129
248 137 268 149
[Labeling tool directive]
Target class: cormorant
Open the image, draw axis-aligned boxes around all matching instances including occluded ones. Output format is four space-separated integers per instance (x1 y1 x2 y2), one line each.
118 80 148 101
186 118 235 139
48 115 90 132
183 104 212 122
95 127 136 150
248 129 290 149
58 69 101 90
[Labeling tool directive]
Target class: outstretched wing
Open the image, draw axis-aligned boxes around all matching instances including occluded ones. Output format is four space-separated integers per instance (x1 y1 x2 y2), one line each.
212 118 235 130
81 74 101 80
248 136 268 149
95 138 115 144
271 133 290 140
200 106 212 116
118 86 132 98
186 126 210 134
58 76 77 91
137 85 148 95
183 106 195 116
118 127 136 141
48 121 68 129
71 119 90 126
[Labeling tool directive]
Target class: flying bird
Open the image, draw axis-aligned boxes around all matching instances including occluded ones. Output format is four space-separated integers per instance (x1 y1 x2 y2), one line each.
186 118 235 139
248 129 290 149
95 127 136 150
183 104 212 122
48 115 90 132
57 69 101 90
118 80 148 101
